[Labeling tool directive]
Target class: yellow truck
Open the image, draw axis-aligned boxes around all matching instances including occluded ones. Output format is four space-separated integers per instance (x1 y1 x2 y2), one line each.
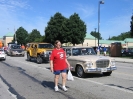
26 42 54 64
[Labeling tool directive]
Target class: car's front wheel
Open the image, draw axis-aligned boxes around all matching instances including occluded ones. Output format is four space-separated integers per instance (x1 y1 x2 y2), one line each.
76 65 86 78
27 53 31 61
37 55 43 64
103 71 112 76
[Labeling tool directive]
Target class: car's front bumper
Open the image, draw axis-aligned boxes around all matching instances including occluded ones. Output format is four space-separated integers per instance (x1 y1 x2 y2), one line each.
85 66 117 73
11 52 25 56
40 54 50 61
0 54 6 59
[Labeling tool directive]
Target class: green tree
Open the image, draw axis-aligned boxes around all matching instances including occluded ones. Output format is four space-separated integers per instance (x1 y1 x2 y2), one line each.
90 31 102 39
14 27 28 45
34 35 45 42
45 12 67 44
28 29 41 43
61 18 72 43
69 13 86 46
130 15 133 37
109 32 131 40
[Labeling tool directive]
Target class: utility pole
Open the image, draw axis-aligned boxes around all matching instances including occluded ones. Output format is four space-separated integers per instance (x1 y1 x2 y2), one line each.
98 0 104 46
14 27 17 44
94 28 97 47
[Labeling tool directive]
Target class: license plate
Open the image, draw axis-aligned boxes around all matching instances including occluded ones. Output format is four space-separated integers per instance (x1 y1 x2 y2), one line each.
101 68 107 72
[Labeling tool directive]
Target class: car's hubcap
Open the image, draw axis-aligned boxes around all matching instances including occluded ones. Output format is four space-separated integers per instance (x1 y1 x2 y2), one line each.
37 56 40 62
77 66 83 77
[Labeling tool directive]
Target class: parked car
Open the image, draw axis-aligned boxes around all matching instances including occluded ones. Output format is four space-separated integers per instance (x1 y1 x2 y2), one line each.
0 48 6 60
121 49 133 57
63 46 116 78
26 42 54 64
7 45 25 56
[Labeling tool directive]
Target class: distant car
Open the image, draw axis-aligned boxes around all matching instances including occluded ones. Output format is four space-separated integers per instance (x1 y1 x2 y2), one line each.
121 49 133 57
63 46 116 78
7 45 25 56
0 48 6 60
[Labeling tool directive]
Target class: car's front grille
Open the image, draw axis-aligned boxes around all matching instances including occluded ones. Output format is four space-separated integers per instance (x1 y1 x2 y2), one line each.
17 51 22 53
96 60 109 68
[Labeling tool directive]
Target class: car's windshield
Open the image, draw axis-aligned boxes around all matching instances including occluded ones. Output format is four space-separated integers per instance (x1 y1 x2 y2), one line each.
72 48 96 56
38 44 54 49
11 45 21 49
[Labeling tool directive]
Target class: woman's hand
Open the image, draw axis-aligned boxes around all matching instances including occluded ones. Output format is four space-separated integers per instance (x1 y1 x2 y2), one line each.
50 67 53 72
65 59 71 70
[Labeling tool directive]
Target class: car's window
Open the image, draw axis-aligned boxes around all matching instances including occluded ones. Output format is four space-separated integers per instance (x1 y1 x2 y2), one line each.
72 48 80 56
31 44 34 48
38 44 54 49
11 45 21 49
66 49 71 56
72 48 96 56
27 43 31 47
34 44 37 48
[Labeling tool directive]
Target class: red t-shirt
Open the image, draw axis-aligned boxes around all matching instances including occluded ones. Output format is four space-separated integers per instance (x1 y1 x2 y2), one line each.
50 48 67 71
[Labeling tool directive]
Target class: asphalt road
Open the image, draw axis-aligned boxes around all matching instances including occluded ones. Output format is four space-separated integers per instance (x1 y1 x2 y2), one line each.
0 55 133 99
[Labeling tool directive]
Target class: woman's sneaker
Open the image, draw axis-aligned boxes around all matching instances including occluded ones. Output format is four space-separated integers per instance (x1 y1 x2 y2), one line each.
62 86 68 91
54 86 59 91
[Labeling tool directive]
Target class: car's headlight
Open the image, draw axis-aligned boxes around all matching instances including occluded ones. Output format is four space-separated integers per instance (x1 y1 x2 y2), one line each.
110 59 115 66
85 62 93 68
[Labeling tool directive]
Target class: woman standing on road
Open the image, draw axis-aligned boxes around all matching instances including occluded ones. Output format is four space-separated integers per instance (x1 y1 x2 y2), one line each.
50 40 70 92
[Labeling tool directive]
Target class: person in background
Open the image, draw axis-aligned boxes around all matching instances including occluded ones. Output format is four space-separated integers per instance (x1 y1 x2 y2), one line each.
97 45 101 56
103 46 107 56
21 44 25 50
108 46 111 56
50 40 70 92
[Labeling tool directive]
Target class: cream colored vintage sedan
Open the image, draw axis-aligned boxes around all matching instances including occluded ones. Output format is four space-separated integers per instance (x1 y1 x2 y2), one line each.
63 46 116 78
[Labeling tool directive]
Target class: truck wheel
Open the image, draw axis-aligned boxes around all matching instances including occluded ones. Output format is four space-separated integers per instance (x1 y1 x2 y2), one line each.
37 55 43 64
103 71 112 76
76 65 86 78
27 53 31 61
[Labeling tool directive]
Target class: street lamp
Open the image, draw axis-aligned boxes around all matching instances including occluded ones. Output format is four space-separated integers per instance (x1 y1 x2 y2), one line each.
14 27 17 44
94 28 97 47
98 0 104 47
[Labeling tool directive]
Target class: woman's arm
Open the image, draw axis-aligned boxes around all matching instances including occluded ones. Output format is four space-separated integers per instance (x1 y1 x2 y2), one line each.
50 60 54 72
65 59 70 70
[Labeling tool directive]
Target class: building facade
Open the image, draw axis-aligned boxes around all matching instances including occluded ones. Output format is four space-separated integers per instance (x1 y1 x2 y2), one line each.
79 34 133 48
1 33 14 47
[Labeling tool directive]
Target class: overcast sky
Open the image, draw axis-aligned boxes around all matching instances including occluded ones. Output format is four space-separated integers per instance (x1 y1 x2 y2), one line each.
0 0 133 39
